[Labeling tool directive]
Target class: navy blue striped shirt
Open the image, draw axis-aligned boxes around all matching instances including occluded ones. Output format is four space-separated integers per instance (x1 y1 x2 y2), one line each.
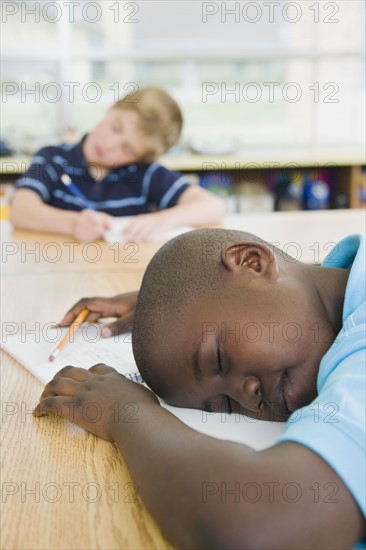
16 136 190 216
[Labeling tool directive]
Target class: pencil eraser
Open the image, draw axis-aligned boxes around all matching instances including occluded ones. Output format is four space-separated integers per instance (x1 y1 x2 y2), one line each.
49 349 60 362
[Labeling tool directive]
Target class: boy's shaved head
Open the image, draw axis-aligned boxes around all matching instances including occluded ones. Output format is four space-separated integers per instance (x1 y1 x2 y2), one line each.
132 228 346 421
133 229 279 392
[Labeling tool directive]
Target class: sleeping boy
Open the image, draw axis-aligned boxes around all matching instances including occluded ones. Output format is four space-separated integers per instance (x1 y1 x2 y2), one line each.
35 228 365 548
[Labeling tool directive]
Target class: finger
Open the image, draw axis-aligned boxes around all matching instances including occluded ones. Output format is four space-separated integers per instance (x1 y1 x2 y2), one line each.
132 221 156 242
53 365 89 381
95 217 109 231
122 219 144 240
58 298 113 327
83 312 101 323
139 227 154 242
92 211 111 225
123 218 139 232
86 209 103 222
133 227 152 243
101 311 134 337
88 364 118 375
124 227 146 242
101 214 113 230
56 312 100 328
58 298 94 326
33 395 80 419
39 376 80 399
122 228 135 241
92 222 108 238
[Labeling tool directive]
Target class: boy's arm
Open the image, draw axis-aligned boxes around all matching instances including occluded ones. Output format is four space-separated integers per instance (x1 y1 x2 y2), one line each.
11 189 113 241
34 365 365 550
123 186 225 242
173 184 225 225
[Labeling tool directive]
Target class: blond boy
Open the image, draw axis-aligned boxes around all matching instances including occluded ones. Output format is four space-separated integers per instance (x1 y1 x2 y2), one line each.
11 87 224 241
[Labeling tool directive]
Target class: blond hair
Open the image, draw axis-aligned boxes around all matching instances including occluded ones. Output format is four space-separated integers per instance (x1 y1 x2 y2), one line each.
114 87 183 161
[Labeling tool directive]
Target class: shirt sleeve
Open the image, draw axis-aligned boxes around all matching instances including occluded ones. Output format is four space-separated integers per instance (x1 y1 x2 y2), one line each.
276 320 366 518
144 163 191 209
15 147 61 203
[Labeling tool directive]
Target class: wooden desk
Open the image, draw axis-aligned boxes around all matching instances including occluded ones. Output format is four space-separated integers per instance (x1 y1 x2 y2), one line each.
223 209 366 263
1 223 173 548
1 268 173 549
1 224 164 277
1 210 365 549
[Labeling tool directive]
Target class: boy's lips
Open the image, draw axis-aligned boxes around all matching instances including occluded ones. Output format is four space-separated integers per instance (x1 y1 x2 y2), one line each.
262 374 292 419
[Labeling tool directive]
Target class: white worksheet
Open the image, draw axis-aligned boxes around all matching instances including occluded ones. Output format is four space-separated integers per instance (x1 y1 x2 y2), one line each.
1 324 285 450
104 216 193 244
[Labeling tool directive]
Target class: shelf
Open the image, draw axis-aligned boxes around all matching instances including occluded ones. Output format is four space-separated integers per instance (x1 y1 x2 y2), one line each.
160 145 365 172
0 156 30 175
1 146 364 209
1 145 365 176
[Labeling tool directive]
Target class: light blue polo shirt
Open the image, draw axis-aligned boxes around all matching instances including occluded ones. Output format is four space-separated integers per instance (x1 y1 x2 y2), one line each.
277 234 366 546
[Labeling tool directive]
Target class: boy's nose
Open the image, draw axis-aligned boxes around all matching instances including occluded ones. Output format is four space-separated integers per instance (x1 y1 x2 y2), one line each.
105 138 120 151
238 376 262 411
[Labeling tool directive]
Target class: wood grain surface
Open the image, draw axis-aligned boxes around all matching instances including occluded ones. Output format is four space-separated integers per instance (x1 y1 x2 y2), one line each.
1 231 173 550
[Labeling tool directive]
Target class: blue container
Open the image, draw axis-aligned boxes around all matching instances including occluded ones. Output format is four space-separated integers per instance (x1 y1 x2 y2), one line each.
303 171 330 210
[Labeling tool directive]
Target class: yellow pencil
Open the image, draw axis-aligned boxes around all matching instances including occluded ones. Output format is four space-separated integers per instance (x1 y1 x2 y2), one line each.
49 308 89 362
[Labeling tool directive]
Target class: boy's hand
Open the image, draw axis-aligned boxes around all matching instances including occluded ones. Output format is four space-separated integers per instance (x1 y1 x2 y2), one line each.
57 292 138 337
33 364 159 442
72 209 113 242
123 211 175 242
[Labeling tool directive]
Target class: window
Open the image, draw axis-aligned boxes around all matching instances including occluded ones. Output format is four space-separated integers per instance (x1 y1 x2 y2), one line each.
1 1 365 152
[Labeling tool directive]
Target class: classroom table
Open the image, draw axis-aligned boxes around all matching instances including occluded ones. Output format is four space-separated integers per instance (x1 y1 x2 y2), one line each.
1 209 365 550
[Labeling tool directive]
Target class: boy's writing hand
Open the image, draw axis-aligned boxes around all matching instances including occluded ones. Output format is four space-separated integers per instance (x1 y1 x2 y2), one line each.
57 293 138 337
33 364 159 442
72 209 113 242
122 211 175 242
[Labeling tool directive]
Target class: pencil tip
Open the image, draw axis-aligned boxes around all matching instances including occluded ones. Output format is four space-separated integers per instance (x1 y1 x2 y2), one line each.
49 354 55 362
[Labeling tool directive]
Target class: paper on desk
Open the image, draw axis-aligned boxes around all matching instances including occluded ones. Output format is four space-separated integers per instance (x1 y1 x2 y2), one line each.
104 216 194 244
1 325 285 450
1 324 136 384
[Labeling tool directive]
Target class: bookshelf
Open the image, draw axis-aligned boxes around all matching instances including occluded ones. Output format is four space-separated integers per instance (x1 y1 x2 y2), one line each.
1 145 365 210
160 146 365 210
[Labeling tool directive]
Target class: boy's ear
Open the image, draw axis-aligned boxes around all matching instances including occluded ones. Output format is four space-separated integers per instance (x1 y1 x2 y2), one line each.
221 241 279 282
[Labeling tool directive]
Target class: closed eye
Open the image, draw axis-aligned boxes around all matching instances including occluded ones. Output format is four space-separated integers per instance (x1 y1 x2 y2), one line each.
217 344 232 414
217 345 223 374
